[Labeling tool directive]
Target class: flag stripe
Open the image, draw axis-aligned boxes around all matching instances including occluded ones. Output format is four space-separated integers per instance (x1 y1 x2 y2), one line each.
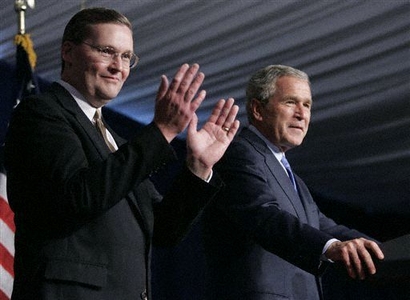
0 243 14 277
0 219 14 257
0 172 6 198
0 264 13 299
0 198 15 233
1 166 14 300
0 172 11 217
0 289 11 300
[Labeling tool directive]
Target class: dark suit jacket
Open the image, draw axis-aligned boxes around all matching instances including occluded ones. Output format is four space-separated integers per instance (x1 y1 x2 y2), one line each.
202 127 366 300
5 83 222 300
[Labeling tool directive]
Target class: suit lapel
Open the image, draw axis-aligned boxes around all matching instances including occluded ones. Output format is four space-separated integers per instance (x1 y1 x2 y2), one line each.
50 83 112 157
50 82 150 234
241 128 309 223
293 175 316 225
265 152 309 223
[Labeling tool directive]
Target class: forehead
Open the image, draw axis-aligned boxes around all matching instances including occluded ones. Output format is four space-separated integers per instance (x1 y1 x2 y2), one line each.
275 76 312 100
87 23 134 49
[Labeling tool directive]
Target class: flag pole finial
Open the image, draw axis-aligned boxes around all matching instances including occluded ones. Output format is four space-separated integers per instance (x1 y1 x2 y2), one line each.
14 0 35 35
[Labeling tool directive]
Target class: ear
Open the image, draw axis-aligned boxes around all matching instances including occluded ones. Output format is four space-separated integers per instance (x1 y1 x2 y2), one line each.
61 41 74 64
250 98 264 121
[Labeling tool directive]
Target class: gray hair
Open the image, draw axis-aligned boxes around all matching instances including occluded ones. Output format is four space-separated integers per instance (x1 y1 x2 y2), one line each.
245 65 309 123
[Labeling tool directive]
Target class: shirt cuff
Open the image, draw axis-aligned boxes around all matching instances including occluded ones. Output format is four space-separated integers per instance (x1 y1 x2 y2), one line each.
204 169 213 183
320 238 340 262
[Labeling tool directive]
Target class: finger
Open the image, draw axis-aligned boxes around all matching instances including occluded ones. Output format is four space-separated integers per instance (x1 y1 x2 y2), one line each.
156 75 169 100
360 250 377 276
345 256 356 279
219 99 240 138
216 98 235 127
367 241 384 260
350 240 375 279
185 71 205 102
168 63 190 93
179 64 200 95
221 104 240 135
187 113 198 136
361 241 384 275
190 90 207 113
227 119 240 139
222 99 239 128
169 64 202 101
337 244 356 279
207 99 226 125
351 249 366 279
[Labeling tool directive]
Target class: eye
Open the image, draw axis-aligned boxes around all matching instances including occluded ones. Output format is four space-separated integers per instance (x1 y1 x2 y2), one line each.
304 102 312 109
100 47 116 57
121 52 132 61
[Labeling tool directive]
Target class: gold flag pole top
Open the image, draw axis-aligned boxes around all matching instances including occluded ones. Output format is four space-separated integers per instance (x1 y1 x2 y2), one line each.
14 0 37 69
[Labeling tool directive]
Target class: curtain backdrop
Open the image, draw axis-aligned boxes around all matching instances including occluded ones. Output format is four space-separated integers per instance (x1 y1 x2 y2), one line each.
1 0 409 299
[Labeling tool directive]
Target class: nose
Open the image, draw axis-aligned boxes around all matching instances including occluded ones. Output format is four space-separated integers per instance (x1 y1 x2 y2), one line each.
109 54 124 71
295 103 309 120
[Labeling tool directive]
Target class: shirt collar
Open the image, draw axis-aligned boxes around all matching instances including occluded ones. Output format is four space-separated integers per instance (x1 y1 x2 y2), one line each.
57 80 98 122
248 125 287 167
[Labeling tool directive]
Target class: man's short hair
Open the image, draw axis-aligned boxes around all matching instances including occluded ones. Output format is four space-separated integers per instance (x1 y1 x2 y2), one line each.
245 65 310 123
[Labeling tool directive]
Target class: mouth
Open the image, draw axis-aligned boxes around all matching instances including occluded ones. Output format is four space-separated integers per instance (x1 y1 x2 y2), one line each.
102 75 120 82
289 125 304 133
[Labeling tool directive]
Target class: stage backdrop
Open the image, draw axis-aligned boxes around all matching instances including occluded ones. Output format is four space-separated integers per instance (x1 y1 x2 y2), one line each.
1 1 409 299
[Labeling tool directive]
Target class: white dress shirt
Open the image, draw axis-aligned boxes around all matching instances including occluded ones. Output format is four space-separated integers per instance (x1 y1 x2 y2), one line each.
57 80 118 151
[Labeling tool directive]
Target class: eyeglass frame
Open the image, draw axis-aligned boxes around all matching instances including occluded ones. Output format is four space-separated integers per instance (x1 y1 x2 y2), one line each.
81 41 139 69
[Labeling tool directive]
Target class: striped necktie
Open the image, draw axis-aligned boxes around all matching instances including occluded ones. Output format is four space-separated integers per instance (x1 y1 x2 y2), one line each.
93 109 116 152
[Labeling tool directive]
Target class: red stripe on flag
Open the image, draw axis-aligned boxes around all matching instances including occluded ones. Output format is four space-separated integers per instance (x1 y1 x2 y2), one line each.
0 198 15 232
0 243 14 277
0 288 11 300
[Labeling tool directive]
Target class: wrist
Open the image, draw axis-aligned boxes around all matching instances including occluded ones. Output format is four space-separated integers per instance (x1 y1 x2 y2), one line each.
322 239 340 262
154 122 177 143
186 159 213 181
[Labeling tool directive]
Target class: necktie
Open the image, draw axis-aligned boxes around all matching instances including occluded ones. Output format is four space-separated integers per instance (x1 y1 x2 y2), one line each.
93 109 116 152
281 155 298 192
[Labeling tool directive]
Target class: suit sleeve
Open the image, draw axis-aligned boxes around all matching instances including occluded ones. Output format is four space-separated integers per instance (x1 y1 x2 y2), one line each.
153 166 224 246
211 141 339 274
5 92 176 226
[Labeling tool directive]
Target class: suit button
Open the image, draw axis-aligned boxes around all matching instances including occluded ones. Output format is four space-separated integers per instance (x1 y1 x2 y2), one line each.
140 289 148 300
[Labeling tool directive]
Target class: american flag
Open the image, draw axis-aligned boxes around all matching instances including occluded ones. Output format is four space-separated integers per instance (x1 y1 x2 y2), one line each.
0 32 38 300
0 160 14 300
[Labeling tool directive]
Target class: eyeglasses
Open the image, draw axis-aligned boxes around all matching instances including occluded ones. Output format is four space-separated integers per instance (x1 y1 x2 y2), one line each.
82 42 139 69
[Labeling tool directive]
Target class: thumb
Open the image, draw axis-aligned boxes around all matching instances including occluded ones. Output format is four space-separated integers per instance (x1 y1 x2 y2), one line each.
156 75 168 100
188 113 198 135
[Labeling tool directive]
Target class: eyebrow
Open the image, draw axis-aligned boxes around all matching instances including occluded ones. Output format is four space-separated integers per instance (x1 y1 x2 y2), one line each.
102 45 134 53
283 95 312 102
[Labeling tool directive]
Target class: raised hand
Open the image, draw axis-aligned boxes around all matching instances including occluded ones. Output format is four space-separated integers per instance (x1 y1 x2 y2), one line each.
325 238 384 280
186 98 240 180
154 63 206 142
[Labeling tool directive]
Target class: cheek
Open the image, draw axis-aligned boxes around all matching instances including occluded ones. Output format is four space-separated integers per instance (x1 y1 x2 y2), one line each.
81 62 100 79
122 70 130 82
92 61 107 73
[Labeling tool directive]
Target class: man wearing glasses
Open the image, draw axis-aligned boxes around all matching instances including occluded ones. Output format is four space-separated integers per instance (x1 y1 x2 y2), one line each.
5 7 239 300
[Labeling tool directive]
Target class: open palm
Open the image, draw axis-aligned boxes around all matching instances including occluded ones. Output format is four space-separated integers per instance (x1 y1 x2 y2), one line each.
186 98 240 180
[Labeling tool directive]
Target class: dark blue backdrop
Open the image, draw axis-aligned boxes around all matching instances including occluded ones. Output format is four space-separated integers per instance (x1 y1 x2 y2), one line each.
1 60 409 299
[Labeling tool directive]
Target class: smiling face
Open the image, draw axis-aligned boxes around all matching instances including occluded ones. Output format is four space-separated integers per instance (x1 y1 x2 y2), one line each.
251 76 312 152
61 23 133 108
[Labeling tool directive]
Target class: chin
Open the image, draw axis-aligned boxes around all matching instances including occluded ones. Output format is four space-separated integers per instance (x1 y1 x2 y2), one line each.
98 91 120 101
286 140 303 149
